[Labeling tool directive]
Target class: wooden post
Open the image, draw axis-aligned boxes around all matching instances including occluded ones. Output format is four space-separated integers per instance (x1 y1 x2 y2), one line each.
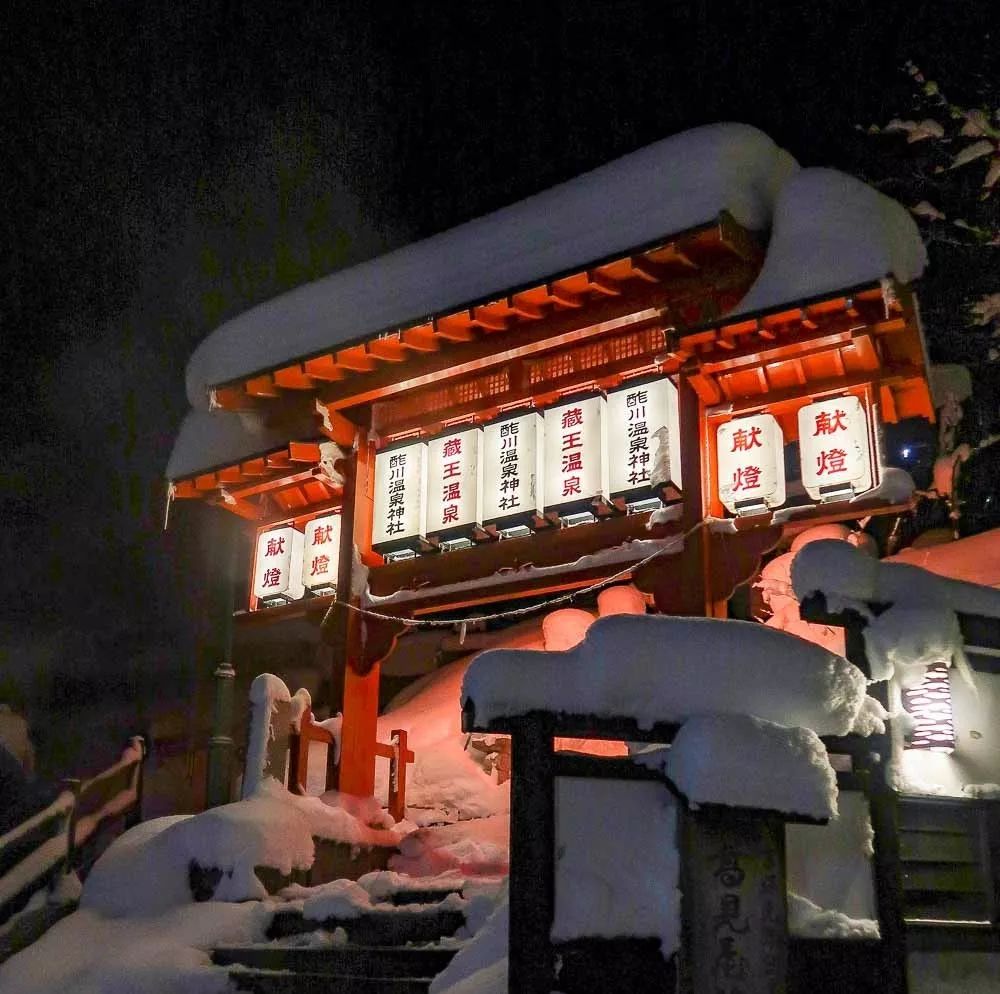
125 736 145 829
837 611 909 994
508 714 556 994
679 805 788 994
330 429 383 798
387 729 414 823
60 778 82 873
677 367 717 616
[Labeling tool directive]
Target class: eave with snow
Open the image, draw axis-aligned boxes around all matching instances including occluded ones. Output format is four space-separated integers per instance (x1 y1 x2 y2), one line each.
167 123 937 797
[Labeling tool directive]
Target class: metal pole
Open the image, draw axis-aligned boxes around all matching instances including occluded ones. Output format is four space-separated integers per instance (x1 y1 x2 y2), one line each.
205 661 236 807
205 521 240 808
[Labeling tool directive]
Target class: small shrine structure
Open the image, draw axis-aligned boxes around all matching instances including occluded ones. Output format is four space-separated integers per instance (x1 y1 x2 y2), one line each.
167 123 934 800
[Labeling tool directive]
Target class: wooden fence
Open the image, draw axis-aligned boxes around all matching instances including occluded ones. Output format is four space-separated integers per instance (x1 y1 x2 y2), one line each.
286 706 413 821
0 737 145 961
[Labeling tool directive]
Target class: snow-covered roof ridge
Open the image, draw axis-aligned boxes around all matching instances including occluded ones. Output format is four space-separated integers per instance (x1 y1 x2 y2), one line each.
729 167 927 318
184 123 797 407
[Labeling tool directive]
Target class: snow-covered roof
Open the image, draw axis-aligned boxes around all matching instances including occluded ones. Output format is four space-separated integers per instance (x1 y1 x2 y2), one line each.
731 167 927 317
171 124 929 479
184 123 798 408
166 408 318 481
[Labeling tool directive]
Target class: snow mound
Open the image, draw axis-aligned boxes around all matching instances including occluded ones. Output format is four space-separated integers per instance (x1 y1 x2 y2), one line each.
793 539 1000 619
733 167 926 317
82 780 402 916
553 778 680 954
656 715 838 820
185 123 796 407
0 902 267 994
788 892 880 940
430 884 509 994
374 656 511 822
864 605 967 686
390 815 509 878
463 614 871 736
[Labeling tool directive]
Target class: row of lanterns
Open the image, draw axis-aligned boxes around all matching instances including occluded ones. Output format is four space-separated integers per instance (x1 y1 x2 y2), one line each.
371 378 682 556
251 388 879 602
252 512 341 606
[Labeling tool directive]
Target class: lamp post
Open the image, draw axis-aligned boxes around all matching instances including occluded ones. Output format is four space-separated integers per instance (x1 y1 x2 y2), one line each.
205 521 239 808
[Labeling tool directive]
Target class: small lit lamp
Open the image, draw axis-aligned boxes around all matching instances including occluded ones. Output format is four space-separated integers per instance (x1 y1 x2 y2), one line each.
901 662 956 754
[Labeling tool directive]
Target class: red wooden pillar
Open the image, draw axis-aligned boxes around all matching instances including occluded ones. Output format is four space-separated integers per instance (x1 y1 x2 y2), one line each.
333 430 381 798
679 366 716 617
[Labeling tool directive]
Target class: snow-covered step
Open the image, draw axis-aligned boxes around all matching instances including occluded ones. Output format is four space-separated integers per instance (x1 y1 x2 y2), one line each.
228 969 435 994
266 906 466 946
213 944 457 977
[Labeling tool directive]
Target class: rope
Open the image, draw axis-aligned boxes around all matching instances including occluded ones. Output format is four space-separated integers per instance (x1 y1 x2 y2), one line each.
320 519 705 632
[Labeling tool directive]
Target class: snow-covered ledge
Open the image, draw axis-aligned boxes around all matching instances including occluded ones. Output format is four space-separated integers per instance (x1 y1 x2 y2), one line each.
462 614 882 738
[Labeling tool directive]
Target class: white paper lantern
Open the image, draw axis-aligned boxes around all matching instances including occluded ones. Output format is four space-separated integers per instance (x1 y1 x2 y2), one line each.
253 526 305 604
717 414 786 515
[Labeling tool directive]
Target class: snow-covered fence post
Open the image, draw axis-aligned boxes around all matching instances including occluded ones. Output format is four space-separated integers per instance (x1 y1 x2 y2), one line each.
60 778 82 871
206 661 237 808
678 805 788 994
243 674 293 798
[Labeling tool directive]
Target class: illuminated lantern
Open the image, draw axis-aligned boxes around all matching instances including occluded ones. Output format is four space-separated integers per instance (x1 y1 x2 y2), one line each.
901 663 956 753
798 396 875 502
301 513 341 596
372 440 427 557
425 427 483 549
482 411 544 536
543 396 609 523
607 377 681 508
717 413 785 515
253 525 305 605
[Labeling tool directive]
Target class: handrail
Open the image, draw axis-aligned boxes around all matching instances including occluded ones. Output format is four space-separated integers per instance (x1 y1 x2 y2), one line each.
0 738 145 931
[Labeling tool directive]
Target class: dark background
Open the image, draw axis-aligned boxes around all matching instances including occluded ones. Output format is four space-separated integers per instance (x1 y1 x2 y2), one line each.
1 1 997 775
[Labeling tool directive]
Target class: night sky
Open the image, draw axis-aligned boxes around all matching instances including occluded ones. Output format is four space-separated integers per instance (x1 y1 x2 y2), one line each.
1 2 996 768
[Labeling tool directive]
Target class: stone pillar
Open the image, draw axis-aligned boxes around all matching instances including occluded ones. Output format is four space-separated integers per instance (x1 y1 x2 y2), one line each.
680 805 788 994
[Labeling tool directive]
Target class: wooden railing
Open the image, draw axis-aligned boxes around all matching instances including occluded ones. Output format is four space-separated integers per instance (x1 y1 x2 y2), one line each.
0 737 145 957
287 707 413 820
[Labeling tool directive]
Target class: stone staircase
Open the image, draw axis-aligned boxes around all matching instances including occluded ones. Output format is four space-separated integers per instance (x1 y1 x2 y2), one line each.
213 882 467 993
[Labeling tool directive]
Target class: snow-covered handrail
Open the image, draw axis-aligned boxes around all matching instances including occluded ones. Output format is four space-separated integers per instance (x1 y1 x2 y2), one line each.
0 738 146 929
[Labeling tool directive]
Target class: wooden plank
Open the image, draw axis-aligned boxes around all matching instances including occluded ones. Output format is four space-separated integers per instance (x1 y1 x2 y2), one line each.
400 325 441 352
272 365 316 390
245 374 281 398
302 354 347 381
367 337 409 362
903 864 985 893
901 832 978 863
288 441 322 463
899 801 979 834
905 892 991 923
335 347 377 373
